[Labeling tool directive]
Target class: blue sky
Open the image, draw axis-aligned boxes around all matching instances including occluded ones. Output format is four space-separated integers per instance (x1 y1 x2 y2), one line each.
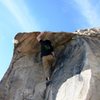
0 0 100 81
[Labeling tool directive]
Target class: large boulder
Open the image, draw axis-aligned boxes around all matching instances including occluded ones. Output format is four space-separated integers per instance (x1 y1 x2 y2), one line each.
0 29 100 100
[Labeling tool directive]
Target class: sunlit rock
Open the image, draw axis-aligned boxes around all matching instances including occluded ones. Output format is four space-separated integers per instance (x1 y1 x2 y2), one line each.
13 39 19 44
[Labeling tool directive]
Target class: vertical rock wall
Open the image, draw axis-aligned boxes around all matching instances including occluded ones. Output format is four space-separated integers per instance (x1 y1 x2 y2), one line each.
0 29 100 100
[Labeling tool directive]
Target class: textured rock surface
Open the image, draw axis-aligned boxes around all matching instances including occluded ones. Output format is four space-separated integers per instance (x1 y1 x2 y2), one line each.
0 29 100 100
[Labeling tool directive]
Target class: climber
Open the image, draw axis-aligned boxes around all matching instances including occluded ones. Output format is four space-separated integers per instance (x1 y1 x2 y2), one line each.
37 32 55 85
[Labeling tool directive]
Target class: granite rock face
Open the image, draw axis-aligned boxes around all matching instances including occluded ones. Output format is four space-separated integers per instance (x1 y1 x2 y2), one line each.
0 29 100 100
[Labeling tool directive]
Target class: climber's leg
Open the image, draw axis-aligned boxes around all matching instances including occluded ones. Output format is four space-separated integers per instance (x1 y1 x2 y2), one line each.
42 55 51 80
48 55 56 78
42 55 55 81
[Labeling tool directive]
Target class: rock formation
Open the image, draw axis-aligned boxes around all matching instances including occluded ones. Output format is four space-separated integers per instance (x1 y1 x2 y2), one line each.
0 28 100 100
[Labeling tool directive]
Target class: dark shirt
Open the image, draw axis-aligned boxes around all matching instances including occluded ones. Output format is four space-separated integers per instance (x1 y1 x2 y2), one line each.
39 40 54 57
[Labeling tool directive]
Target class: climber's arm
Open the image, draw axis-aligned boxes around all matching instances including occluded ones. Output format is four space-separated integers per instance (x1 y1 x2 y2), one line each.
37 32 45 42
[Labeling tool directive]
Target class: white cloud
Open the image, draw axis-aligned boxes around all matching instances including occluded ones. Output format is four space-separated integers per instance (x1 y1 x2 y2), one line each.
73 0 100 27
0 0 40 31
